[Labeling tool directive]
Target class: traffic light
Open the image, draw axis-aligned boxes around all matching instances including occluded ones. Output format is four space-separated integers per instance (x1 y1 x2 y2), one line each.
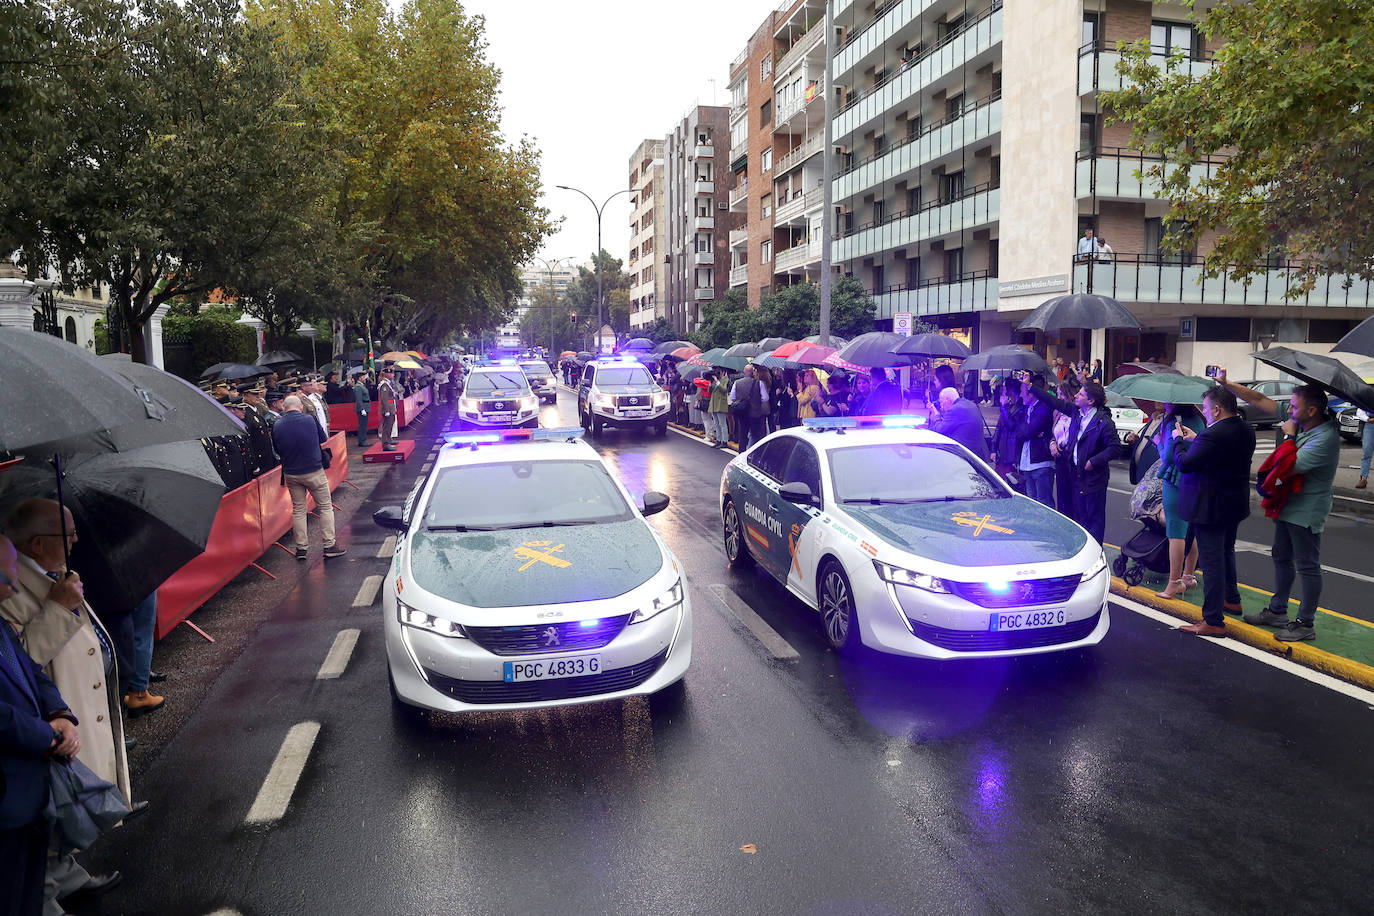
569 312 577 324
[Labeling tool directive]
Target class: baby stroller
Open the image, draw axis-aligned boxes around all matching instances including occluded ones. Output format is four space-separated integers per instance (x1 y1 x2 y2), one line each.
1111 459 1171 587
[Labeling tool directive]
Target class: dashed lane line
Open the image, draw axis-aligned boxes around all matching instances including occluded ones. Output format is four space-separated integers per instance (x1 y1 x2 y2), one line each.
377 535 396 559
244 721 320 825
352 575 383 607
1112 594 1374 707
316 629 360 680
708 583 799 662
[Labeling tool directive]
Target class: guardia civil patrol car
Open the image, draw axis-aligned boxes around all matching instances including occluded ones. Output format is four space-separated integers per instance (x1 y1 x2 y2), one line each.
457 363 540 430
373 426 691 717
719 417 1109 658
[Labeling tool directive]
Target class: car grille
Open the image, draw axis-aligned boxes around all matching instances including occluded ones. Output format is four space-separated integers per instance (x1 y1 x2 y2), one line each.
908 610 1102 652
422 649 668 704
945 574 1082 609
616 394 651 408
478 398 519 411
462 615 632 656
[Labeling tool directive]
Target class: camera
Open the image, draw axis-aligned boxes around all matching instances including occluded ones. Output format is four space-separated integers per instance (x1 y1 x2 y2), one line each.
1205 365 1221 379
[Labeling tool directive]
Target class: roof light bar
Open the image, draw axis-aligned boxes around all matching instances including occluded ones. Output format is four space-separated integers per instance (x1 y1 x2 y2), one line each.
443 426 584 449
802 416 927 430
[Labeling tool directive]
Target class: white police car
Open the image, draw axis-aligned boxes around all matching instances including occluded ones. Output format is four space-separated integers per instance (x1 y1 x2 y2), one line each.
577 355 670 437
457 363 540 430
373 427 691 717
719 417 1109 658
518 358 559 404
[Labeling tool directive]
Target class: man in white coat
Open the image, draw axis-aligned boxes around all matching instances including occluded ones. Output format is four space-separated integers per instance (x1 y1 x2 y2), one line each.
1 499 132 912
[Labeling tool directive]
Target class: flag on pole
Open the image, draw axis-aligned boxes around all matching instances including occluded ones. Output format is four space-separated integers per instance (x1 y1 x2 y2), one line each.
365 319 375 371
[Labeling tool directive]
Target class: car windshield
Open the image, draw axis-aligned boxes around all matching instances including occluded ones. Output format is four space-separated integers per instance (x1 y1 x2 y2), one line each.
423 459 634 529
520 362 553 377
829 443 1010 503
595 367 654 387
466 371 530 395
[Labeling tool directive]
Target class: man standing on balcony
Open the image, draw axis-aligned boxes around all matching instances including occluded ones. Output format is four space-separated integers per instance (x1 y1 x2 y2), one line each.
1076 228 1099 263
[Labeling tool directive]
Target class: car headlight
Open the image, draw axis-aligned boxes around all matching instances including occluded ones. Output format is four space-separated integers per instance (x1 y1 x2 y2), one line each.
460 397 479 411
519 395 537 410
873 559 949 593
630 578 684 625
652 391 669 406
397 599 465 638
594 393 614 407
1083 551 1108 581
544 377 555 386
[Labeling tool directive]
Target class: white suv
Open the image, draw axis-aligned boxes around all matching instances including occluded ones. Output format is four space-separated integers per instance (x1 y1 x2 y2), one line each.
577 357 670 437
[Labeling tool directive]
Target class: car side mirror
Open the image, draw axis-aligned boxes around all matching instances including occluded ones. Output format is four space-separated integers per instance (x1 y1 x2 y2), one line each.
642 491 670 517
372 506 407 530
779 481 815 505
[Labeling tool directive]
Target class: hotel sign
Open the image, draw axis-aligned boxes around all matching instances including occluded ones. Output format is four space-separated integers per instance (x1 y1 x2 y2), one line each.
998 274 1069 297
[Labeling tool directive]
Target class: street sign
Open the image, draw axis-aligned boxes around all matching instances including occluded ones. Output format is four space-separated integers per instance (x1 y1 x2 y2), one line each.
894 312 913 337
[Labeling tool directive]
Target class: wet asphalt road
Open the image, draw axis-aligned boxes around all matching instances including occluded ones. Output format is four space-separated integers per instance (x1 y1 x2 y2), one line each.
84 393 1374 915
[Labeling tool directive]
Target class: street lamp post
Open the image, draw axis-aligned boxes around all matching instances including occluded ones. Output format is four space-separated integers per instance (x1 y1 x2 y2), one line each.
297 320 319 371
530 255 570 357
555 185 634 354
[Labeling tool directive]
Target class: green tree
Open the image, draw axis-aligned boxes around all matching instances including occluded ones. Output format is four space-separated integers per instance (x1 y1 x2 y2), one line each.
826 277 881 339
644 316 678 343
690 288 751 349
1104 0 1374 293
2 0 344 364
561 251 633 335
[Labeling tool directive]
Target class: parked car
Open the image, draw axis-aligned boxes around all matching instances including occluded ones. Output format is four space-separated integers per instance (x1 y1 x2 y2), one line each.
1234 379 1298 428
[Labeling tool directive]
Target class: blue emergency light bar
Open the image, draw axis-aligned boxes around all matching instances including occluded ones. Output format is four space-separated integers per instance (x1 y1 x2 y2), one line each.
598 354 640 363
802 416 927 430
443 426 585 448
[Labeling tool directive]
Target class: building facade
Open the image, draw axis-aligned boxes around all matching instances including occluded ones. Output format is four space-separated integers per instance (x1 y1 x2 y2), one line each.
662 105 733 333
628 139 667 331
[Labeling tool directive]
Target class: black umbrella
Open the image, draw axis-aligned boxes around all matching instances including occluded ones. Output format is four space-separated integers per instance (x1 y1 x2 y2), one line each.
0 329 175 455
834 331 909 368
104 357 245 439
723 341 764 358
756 337 793 352
960 345 1053 375
676 364 711 382
575 351 594 362
1016 293 1142 333
1334 314 1374 359
1251 346 1374 413
652 339 694 354
1116 361 1182 376
804 333 849 348
890 333 973 359
0 440 226 609
214 363 274 382
198 362 237 381
622 337 655 351
256 349 305 368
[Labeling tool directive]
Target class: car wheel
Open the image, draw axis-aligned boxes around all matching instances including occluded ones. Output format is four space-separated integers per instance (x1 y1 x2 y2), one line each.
655 420 668 437
591 414 604 437
722 498 753 568
819 560 860 652
579 406 589 431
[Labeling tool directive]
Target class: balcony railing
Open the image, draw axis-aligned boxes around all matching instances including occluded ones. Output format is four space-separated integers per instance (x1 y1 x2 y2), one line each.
775 239 822 273
870 271 998 318
776 20 824 78
1075 146 1228 199
730 264 749 286
695 144 714 159
694 251 714 265
1074 253 1374 308
694 215 716 231
776 79 823 125
774 186 823 225
729 178 749 207
776 131 823 177
729 139 749 167
833 182 999 264
1078 42 1215 95
729 227 748 247
694 180 715 195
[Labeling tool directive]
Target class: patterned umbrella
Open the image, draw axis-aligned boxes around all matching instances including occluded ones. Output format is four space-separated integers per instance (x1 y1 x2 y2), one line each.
790 345 838 366
669 346 701 360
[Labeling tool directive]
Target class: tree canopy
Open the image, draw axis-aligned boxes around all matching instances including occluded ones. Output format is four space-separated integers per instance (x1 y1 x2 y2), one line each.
690 278 878 349
1104 0 1374 293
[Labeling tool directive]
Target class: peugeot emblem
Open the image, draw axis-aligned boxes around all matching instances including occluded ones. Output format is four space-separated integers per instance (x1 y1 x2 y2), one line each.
541 626 560 647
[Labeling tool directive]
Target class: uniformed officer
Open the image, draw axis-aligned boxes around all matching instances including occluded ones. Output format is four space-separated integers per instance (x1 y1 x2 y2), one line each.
378 363 402 452
352 371 372 448
239 383 278 476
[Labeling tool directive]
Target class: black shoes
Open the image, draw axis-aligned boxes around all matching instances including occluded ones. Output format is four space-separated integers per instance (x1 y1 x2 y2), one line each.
323 545 348 559
148 670 167 683
295 546 309 561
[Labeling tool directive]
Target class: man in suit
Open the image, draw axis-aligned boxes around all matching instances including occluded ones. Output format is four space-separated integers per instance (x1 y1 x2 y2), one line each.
0 502 129 912
1175 384 1257 636
1031 381 1121 543
932 386 990 461
378 363 402 451
863 367 904 416
1014 376 1057 509
0 535 83 916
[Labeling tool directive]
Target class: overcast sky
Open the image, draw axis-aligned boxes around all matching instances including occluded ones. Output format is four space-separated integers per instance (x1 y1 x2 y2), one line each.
471 0 777 271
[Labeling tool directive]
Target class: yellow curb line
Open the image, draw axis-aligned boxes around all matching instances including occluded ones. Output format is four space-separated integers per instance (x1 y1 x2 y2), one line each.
1110 577 1374 691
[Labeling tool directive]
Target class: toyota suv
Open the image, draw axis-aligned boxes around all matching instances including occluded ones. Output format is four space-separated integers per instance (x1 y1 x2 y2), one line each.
458 365 540 430
518 359 559 404
577 356 669 437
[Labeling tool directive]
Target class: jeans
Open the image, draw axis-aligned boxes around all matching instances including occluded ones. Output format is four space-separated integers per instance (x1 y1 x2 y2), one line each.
128 592 157 692
285 469 336 550
1022 467 1056 510
1362 420 1374 478
1268 521 1323 625
1193 521 1240 626
709 411 729 445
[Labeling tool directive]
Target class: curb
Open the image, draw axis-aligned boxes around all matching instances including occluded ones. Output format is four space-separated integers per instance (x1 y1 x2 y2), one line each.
1110 577 1374 692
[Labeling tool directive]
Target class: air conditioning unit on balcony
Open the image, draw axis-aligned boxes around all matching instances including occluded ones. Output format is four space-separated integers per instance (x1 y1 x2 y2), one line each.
718 201 728 210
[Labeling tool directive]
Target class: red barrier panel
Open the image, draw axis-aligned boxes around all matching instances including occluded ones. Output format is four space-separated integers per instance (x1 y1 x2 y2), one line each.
399 385 433 427
154 433 352 638
327 402 379 434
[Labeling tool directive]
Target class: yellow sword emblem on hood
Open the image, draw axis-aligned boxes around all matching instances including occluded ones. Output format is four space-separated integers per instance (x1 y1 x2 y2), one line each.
515 540 571 571
951 512 1015 536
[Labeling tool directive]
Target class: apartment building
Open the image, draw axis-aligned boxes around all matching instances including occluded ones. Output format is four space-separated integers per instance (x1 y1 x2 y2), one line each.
826 0 1370 374
628 139 666 331
662 105 733 333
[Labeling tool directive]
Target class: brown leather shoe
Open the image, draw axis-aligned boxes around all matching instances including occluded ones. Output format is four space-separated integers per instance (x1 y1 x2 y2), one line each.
1223 602 1243 613
1180 622 1228 637
124 689 165 717
1358 477 1368 489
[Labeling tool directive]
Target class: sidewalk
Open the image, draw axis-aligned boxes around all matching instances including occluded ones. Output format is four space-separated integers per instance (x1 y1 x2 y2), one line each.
1105 544 1374 690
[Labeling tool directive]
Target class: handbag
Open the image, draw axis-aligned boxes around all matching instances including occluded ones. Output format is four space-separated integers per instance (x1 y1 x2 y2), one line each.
46 756 130 851
320 445 333 469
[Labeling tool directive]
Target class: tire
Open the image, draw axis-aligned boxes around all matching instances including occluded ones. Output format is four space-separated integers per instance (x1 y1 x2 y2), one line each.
591 414 604 437
579 405 589 431
819 560 861 652
655 420 669 437
1111 555 1128 579
1123 564 1145 587
722 498 753 569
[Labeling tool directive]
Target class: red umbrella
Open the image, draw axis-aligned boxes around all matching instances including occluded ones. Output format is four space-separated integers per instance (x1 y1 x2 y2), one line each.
791 345 838 366
769 340 816 359
669 346 701 360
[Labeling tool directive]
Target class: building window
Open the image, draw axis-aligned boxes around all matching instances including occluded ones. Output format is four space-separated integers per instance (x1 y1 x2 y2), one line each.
872 264 885 293
906 256 921 288
761 193 772 218
761 147 772 172
64 316 77 344
1080 115 1097 153
1152 20 1200 59
946 93 964 120
760 99 772 126
988 240 999 277
872 199 885 224
939 170 964 203
944 248 963 279
761 56 772 81
906 186 922 214
761 241 772 263
1083 12 1099 48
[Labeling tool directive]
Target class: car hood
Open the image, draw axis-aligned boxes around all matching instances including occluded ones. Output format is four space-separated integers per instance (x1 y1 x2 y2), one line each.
406 519 663 608
841 496 1088 568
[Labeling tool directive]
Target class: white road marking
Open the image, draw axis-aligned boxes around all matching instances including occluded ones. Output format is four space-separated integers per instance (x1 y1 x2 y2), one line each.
316 628 360 680
1111 594 1374 707
244 721 320 825
1233 538 1374 583
206 910 242 916
708 583 799 661
377 535 396 558
352 575 383 607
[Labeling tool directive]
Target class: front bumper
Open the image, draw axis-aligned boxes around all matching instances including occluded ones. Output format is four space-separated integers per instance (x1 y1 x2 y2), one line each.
459 408 539 429
851 562 1110 660
590 402 669 426
386 594 692 713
